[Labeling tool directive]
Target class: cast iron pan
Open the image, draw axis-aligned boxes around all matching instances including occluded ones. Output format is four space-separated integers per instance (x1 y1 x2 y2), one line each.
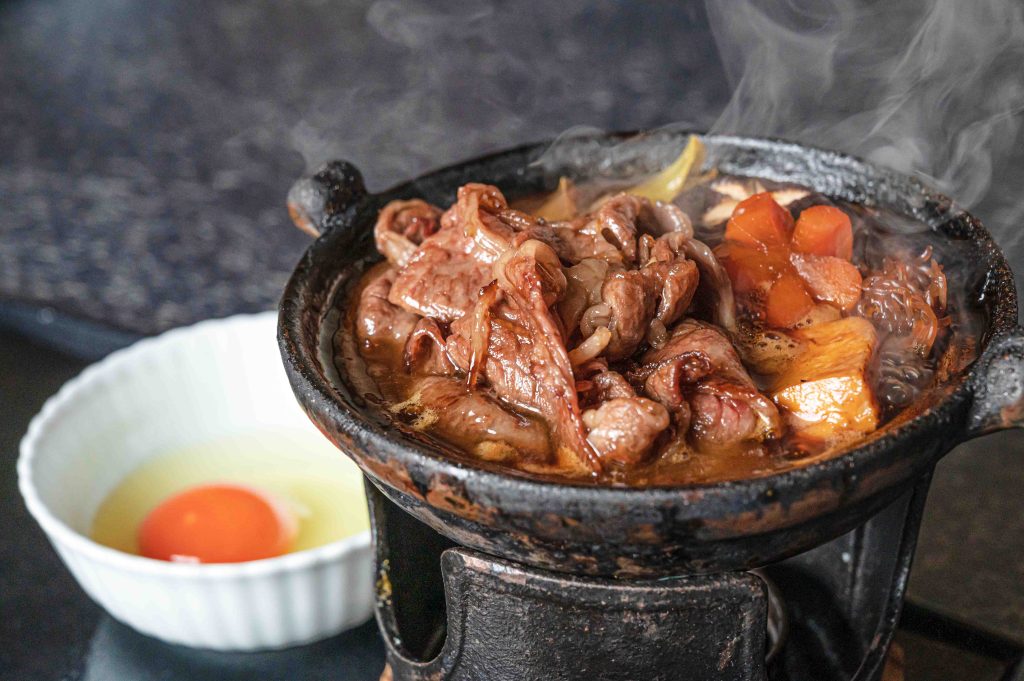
279 131 1024 577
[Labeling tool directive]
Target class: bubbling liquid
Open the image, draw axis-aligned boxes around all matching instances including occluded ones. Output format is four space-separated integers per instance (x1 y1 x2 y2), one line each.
334 174 984 486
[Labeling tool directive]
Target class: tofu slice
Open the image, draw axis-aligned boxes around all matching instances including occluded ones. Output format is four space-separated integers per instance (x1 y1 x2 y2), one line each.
770 317 879 440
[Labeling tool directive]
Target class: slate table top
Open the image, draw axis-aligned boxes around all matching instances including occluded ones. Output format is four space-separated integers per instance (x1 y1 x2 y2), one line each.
0 0 730 355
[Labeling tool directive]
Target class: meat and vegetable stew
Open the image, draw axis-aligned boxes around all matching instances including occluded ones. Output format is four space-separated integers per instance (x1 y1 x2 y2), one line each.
340 137 958 485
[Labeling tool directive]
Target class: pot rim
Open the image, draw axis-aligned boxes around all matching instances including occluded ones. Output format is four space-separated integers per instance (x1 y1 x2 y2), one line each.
279 130 1018 512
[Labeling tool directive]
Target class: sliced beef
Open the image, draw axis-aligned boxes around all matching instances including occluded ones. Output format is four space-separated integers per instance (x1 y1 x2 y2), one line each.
637 320 781 448
574 364 672 466
445 183 518 261
373 199 442 268
444 183 628 267
638 350 711 425
599 269 659 359
577 369 637 408
401 376 550 461
491 240 598 469
647 258 700 327
590 369 636 400
583 397 670 466
582 193 693 246
585 194 645 264
447 307 544 412
385 185 561 323
648 230 736 331
580 249 699 361
519 221 626 265
388 226 494 323
403 318 455 376
451 184 631 266
355 265 418 351
382 186 702 339
447 240 600 471
687 380 779 449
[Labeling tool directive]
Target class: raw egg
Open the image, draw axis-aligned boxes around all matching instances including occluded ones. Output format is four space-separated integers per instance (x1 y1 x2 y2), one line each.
91 428 368 562
138 484 297 563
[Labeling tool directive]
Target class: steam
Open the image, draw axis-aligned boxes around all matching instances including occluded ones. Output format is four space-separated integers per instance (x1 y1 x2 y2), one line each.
289 2 722 186
292 1 586 185
706 0 1024 241
291 0 1024 283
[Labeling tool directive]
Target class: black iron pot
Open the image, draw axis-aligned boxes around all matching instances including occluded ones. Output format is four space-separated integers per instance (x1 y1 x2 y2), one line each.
278 131 1023 578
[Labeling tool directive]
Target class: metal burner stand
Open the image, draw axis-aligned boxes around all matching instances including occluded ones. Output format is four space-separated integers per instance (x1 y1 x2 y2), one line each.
366 473 930 681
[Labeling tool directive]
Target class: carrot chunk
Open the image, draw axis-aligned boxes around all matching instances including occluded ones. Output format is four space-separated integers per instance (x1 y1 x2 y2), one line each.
765 271 815 329
716 242 789 294
725 192 794 248
792 205 853 260
790 253 863 311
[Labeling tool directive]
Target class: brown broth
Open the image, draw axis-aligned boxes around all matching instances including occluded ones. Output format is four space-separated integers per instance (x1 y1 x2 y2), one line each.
335 176 984 487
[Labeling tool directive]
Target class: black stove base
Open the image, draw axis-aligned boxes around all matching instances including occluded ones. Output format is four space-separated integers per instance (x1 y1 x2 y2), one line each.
422 550 767 680
367 473 932 681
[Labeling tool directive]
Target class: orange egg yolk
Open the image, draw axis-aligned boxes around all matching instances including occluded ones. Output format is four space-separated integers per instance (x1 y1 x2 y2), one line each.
138 484 296 563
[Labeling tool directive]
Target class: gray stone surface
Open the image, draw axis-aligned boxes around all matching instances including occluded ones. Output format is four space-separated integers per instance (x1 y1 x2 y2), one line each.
908 430 1024 647
4 329 1023 679
0 334 94 679
2 0 1020 342
0 0 726 337
0 332 384 680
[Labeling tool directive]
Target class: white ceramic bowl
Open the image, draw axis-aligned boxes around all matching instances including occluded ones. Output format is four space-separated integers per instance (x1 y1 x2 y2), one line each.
18 312 374 651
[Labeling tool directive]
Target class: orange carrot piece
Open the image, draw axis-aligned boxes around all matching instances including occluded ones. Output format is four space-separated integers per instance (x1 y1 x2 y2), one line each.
792 205 853 260
790 253 863 311
765 271 815 328
716 242 789 294
725 192 794 249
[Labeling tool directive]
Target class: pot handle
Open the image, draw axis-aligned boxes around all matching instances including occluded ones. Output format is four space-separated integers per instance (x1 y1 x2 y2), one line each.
286 160 368 237
966 325 1024 436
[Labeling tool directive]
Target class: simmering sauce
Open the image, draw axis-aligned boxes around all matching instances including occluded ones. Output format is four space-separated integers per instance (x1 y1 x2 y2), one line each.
335 170 982 486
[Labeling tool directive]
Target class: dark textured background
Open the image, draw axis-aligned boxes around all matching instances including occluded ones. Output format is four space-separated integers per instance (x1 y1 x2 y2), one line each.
0 0 730 349
1 1 1022 679
2 0 1020 348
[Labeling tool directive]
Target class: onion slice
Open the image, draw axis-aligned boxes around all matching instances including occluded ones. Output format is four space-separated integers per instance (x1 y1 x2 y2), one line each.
568 327 612 367
465 281 501 388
